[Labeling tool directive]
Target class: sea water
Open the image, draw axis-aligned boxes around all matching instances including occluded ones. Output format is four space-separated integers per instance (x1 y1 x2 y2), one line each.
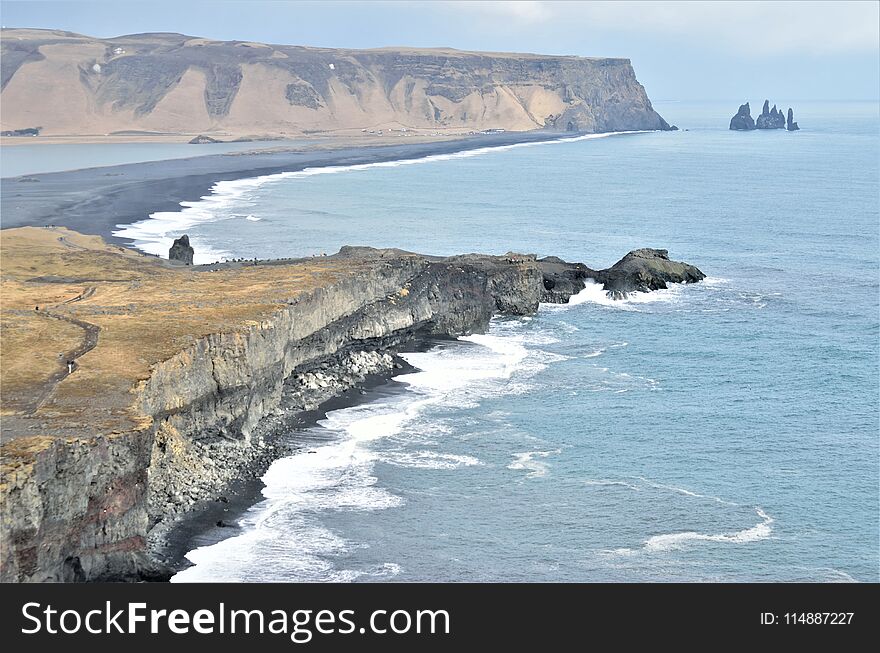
150 101 877 582
0 139 306 178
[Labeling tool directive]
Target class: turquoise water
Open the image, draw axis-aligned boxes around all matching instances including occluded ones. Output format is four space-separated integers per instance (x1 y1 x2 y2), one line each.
160 102 877 582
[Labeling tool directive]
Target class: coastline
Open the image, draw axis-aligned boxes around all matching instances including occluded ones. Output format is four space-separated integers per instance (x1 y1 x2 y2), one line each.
0 128 704 583
159 351 423 577
0 130 578 248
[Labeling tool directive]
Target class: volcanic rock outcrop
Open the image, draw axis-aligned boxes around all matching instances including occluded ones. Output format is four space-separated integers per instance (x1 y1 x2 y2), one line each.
168 234 194 265
0 228 703 582
756 100 786 129
729 102 756 131
731 100 800 132
588 248 705 299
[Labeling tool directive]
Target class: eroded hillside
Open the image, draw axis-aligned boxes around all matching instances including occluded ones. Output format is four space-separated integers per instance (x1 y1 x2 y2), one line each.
0 29 670 139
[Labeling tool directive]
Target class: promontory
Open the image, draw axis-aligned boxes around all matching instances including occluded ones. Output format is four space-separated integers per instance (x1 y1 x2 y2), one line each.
0 227 702 581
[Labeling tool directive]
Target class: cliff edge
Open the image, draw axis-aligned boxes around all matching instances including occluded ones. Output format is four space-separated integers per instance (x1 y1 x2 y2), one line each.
0 28 670 139
0 227 701 581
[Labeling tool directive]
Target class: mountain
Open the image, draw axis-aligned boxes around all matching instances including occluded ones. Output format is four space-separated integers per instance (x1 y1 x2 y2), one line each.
0 28 671 139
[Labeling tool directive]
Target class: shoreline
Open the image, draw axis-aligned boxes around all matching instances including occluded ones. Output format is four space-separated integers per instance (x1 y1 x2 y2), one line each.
0 126 702 582
160 352 423 578
0 130 579 249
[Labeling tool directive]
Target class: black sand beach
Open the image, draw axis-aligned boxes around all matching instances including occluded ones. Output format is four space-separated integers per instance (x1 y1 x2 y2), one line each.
1 131 571 246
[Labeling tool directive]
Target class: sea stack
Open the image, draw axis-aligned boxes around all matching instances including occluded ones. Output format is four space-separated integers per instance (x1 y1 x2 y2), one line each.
787 107 800 131
729 102 756 130
169 234 194 265
756 100 786 129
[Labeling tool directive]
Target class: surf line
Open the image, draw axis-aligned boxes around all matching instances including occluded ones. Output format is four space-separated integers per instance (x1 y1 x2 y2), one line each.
113 130 653 263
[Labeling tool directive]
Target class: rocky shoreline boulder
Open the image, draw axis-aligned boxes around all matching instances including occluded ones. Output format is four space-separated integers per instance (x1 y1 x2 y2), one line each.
168 234 194 265
589 248 705 298
538 255 594 303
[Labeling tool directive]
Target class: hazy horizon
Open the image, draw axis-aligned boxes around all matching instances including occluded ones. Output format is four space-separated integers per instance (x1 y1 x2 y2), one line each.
1 0 878 102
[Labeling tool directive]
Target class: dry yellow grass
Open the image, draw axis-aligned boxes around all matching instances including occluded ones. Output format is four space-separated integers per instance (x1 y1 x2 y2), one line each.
0 226 374 455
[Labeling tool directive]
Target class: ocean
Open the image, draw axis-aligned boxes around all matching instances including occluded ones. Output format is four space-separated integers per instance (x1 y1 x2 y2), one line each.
110 101 878 582
0 139 304 178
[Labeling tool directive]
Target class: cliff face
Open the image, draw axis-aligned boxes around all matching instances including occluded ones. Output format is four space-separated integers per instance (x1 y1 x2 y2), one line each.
0 233 575 581
0 29 670 137
0 229 702 582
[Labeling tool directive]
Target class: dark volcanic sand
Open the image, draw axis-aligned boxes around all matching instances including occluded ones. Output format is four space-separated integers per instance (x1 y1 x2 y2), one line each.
0 131 571 245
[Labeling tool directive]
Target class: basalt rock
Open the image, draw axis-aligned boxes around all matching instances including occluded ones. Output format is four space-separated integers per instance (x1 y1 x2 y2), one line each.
756 100 786 129
0 235 703 582
787 108 799 131
588 248 705 298
538 255 595 304
168 235 194 265
729 102 756 131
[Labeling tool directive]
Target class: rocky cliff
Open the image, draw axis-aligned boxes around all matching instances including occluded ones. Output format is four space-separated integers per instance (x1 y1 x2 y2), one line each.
0 228 702 581
0 28 670 138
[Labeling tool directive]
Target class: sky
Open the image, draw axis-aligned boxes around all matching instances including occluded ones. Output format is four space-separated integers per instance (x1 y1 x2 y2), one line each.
1 0 878 101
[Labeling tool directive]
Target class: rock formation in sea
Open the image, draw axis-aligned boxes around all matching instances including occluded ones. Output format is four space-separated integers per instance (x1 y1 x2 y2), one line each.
168 234 194 265
0 28 671 137
0 227 704 581
729 102 756 131
590 248 706 299
732 100 800 132
755 100 786 129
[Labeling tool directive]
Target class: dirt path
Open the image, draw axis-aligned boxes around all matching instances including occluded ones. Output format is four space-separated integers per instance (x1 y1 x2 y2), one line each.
26 287 100 414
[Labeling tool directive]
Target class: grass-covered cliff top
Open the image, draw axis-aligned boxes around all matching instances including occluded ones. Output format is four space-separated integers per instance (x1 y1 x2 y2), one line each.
0 226 384 463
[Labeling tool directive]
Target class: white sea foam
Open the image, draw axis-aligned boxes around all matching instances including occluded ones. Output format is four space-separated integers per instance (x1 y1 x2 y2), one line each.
114 130 651 262
816 568 858 583
245 214 261 222
643 507 774 552
383 451 482 470
555 280 687 311
638 477 739 506
174 318 562 581
583 479 642 492
508 449 561 479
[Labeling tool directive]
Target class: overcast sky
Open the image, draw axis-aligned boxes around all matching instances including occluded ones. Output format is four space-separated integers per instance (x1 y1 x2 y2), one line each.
2 0 878 101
